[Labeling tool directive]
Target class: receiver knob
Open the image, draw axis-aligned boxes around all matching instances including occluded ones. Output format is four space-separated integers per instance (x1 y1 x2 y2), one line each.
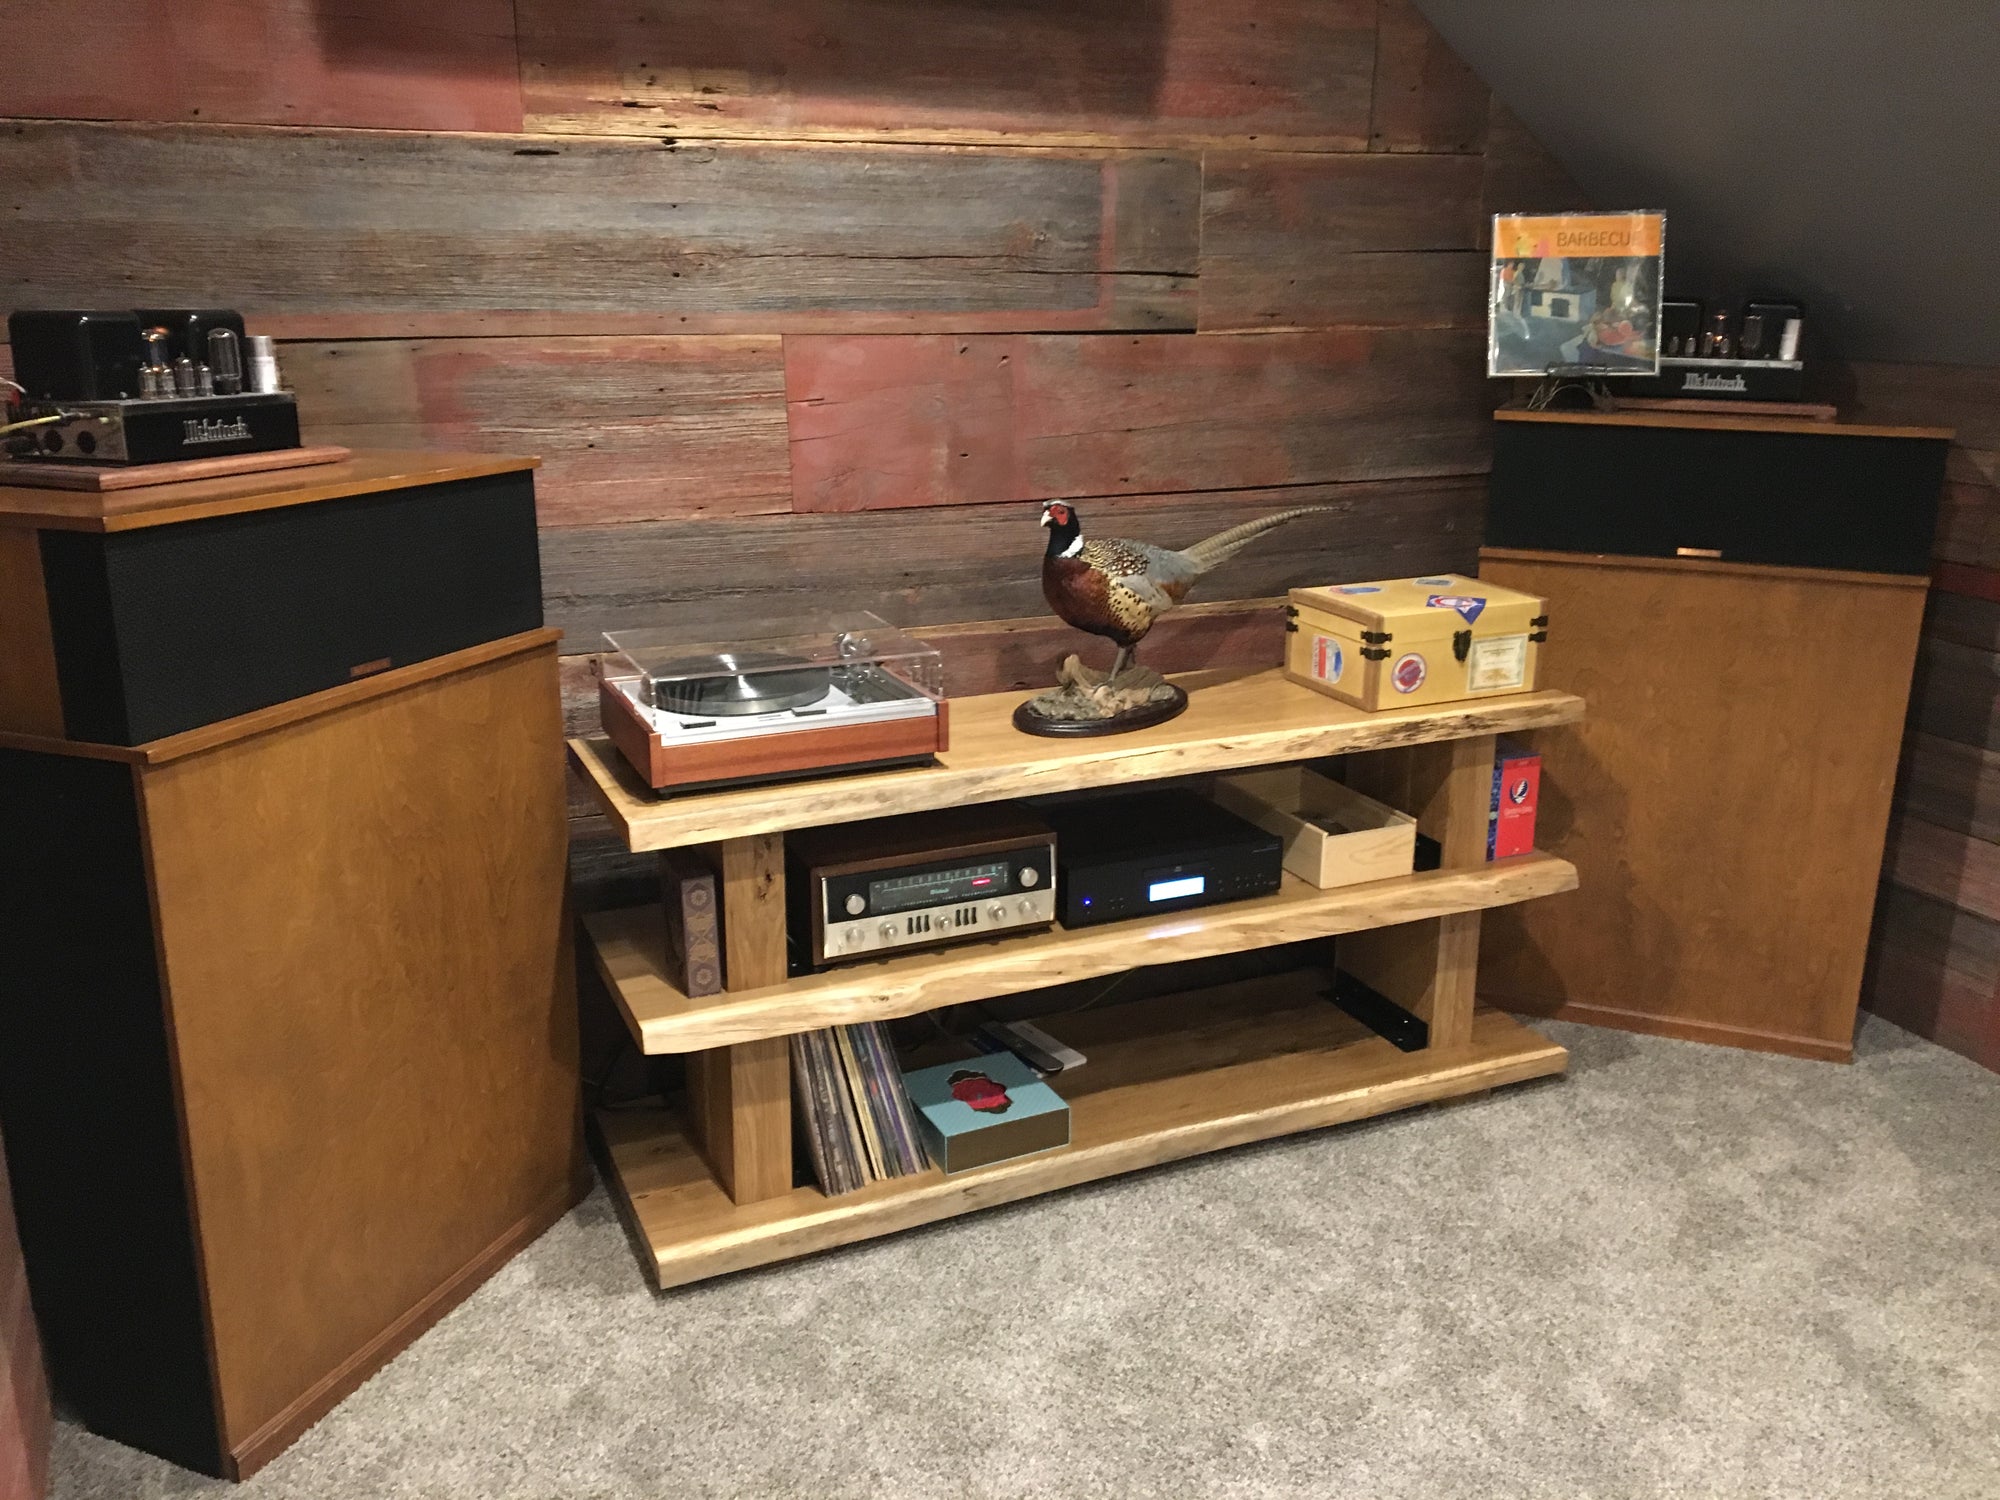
1018 866 1041 887
878 921 897 941
1018 900 1036 919
987 902 1008 923
844 892 866 916
843 925 864 945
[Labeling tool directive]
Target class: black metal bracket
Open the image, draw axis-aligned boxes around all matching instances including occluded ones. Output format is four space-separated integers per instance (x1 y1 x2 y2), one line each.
1325 969 1429 1052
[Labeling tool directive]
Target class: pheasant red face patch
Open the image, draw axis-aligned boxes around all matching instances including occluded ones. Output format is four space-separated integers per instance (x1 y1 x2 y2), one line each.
1392 653 1428 693
947 1069 1013 1113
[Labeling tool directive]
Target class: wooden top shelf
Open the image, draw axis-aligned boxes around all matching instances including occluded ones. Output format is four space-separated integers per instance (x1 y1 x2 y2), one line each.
585 851 1579 1053
0 450 539 532
569 667 1587 852
1495 407 1953 442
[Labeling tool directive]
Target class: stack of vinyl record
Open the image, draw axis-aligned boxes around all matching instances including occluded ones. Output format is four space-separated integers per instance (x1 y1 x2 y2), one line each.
789 1023 928 1194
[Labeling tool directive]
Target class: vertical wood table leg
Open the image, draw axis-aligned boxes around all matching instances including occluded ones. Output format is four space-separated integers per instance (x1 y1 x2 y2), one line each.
686 833 793 1204
1340 734 1497 1051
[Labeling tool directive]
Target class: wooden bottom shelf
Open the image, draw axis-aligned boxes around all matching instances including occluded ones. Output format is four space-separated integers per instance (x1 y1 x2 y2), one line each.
597 978 1567 1289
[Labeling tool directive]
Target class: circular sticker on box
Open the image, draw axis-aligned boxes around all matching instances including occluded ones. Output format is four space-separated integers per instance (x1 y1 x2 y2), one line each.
1335 585 1381 594
1391 653 1427 693
1312 635 1344 683
1415 576 1455 586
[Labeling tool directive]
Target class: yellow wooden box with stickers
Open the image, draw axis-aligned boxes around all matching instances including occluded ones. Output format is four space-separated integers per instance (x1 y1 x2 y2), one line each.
1283 574 1547 711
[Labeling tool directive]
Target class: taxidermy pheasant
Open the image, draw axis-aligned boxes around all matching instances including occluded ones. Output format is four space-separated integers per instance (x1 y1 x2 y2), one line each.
1040 500 1330 679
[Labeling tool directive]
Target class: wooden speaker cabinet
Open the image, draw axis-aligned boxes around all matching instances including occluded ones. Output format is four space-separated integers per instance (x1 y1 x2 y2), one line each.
0 456 583 1478
1477 410 1950 1061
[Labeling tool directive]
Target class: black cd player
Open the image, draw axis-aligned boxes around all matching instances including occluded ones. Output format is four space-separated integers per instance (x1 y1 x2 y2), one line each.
1040 789 1284 928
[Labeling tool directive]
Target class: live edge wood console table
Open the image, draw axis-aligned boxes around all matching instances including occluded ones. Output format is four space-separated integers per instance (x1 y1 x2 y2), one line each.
570 668 1587 1289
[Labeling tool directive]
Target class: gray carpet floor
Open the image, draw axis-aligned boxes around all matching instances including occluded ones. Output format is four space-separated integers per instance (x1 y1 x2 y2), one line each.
47 1016 2000 1499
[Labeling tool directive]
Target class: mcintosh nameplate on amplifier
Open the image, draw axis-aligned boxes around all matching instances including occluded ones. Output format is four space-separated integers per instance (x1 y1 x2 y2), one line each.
1041 789 1285 928
787 804 1057 969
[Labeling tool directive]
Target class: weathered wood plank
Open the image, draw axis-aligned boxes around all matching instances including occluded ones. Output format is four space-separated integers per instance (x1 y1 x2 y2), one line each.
1933 478 2000 571
1926 587 2000 653
1368 0 1488 154
0 122 1198 336
518 0 1378 149
1863 885 2000 1071
0 0 523 132
286 336 792 526
1884 814 2000 923
1199 153 1487 331
785 329 1491 512
541 475 1484 645
1481 99 1589 217
1899 733 2000 846
1910 637 2000 751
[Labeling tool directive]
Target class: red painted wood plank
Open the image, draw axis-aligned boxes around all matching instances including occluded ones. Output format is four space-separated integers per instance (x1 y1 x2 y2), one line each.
785 329 1491 511
1934 561 2000 604
0 0 522 132
284 336 793 526
1200 153 1487 331
1368 0 1488 154
1 122 1197 338
519 0 1378 149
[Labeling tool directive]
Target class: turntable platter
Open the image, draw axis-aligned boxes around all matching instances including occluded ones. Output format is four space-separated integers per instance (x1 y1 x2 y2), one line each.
649 651 832 717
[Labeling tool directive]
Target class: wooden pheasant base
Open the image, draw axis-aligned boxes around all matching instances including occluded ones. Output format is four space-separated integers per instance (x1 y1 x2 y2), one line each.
1012 654 1190 737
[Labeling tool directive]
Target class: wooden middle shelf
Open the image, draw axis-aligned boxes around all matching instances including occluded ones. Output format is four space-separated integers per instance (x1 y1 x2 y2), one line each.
601 977 1568 1289
585 852 1579 1053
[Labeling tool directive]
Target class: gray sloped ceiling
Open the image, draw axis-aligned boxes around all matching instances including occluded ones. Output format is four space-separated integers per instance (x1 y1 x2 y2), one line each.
1416 0 1999 366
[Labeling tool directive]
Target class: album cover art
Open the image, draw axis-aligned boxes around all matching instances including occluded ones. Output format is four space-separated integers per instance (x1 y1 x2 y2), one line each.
1488 212 1665 377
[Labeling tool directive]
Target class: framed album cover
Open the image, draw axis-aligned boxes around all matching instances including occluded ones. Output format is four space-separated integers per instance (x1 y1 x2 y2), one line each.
1488 211 1665 377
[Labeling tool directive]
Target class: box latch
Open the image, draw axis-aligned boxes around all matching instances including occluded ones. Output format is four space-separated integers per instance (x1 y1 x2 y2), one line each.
1453 630 1471 663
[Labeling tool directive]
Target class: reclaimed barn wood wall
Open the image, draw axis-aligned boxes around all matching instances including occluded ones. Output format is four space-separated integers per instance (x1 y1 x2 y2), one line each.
1852 366 2000 1072
0 0 1583 908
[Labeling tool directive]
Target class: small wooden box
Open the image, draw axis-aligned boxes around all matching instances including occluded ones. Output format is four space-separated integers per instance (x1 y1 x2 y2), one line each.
1209 765 1416 889
1285 573 1547 711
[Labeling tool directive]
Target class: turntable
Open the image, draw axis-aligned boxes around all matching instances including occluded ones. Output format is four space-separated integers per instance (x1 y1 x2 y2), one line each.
598 614 949 793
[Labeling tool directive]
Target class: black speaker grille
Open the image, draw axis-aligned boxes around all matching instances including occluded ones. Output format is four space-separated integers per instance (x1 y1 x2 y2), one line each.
43 469 543 744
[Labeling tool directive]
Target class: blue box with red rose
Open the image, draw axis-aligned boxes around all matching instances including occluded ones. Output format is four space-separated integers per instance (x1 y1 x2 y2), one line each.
902 1052 1071 1175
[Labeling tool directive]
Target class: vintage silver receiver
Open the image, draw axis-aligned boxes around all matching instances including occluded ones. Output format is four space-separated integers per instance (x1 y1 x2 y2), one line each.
786 804 1057 969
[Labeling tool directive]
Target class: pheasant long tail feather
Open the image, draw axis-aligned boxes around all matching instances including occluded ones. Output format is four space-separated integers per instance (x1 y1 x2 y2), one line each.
1177 506 1335 575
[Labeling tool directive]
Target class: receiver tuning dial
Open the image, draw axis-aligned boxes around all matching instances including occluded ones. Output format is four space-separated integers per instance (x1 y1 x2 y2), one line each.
844 892 866 916
1018 866 1041 887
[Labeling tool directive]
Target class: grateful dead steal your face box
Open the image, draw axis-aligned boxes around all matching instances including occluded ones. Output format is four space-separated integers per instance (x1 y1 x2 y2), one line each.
1284 574 1547 712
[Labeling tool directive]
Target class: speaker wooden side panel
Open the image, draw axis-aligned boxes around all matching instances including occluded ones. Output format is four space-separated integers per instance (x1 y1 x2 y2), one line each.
137 638 581 1459
0 748 225 1474
0 529 65 737
1476 552 1928 1059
